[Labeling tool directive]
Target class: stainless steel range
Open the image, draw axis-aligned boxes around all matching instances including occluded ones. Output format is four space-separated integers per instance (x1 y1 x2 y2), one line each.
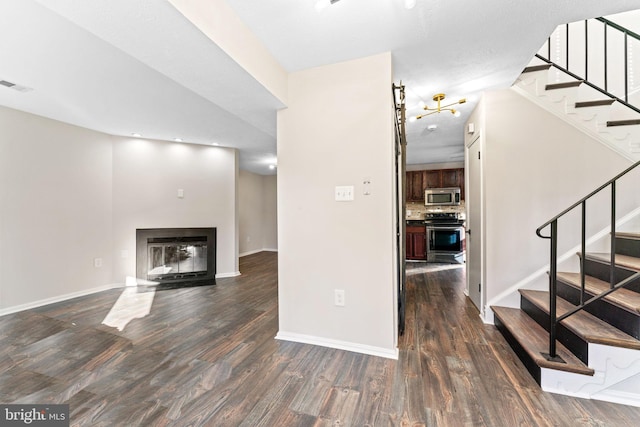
424 212 465 263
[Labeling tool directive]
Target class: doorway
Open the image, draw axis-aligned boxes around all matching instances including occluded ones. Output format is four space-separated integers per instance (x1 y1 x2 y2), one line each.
466 134 483 312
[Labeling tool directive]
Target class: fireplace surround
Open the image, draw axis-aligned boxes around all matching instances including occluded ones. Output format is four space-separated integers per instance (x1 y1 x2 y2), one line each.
136 227 216 287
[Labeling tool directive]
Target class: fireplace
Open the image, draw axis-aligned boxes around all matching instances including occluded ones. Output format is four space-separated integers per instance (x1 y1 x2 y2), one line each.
136 228 216 287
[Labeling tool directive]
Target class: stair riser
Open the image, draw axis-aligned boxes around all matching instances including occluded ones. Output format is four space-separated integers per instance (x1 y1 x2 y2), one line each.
494 315 542 385
521 296 589 364
583 258 640 293
615 236 640 258
556 279 640 339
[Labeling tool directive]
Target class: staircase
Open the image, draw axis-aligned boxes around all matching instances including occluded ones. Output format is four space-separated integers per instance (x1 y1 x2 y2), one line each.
492 233 640 405
513 61 640 162
511 15 640 162
491 16 640 406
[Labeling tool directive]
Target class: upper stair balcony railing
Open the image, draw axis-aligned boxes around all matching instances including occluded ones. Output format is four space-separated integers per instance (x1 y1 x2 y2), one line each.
536 16 640 115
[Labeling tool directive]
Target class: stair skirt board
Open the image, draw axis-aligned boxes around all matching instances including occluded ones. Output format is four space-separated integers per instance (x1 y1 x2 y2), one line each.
520 296 589 364
541 344 640 407
556 280 640 340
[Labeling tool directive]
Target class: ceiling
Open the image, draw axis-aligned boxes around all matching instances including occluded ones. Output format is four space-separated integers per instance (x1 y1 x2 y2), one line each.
2 0 640 174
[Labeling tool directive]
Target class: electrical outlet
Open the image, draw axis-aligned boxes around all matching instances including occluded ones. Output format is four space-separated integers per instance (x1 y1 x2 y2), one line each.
334 289 345 306
94 258 102 268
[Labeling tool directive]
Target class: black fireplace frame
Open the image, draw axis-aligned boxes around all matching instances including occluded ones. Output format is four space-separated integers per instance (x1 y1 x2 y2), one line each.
136 227 216 287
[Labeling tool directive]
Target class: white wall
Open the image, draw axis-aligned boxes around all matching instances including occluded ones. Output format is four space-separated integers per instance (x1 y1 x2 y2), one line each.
276 52 397 358
0 105 241 313
262 174 278 251
112 138 239 280
0 107 113 310
238 170 277 256
474 89 639 310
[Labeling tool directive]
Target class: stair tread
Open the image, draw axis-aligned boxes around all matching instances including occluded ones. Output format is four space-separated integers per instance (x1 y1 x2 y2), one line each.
557 272 640 314
607 119 640 127
587 252 640 272
545 81 583 90
617 232 640 241
492 306 594 376
520 290 640 350
522 64 552 73
574 99 616 108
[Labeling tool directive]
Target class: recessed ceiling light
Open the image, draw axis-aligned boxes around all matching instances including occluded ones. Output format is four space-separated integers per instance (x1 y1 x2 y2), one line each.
131 133 142 137
173 138 183 142
211 143 220 146
427 124 438 131
409 116 417 123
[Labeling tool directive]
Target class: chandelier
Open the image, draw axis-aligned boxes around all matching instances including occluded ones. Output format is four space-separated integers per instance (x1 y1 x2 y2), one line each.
416 93 466 119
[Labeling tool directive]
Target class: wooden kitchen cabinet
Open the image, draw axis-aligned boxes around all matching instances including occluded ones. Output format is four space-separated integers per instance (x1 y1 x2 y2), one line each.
406 225 426 260
441 169 460 187
424 170 442 189
406 168 465 202
406 170 426 202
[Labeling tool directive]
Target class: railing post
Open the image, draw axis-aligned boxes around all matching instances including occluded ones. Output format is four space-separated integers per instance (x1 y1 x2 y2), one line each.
581 201 586 305
585 20 589 80
624 31 629 103
604 22 608 92
549 219 558 359
566 23 570 70
611 181 616 289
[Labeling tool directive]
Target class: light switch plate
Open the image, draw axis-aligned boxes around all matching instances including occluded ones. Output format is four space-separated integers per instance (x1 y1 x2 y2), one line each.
335 186 354 201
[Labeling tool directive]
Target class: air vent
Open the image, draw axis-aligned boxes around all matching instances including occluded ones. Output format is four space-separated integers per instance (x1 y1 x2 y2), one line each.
0 79 33 93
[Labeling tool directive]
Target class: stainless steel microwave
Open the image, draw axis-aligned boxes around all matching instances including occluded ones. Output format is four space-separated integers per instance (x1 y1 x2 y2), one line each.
425 187 461 206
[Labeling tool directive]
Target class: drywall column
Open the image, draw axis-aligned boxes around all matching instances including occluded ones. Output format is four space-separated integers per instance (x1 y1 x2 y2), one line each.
276 53 398 358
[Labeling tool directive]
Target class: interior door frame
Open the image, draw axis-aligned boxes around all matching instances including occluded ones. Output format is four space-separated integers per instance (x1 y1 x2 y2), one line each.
466 132 485 316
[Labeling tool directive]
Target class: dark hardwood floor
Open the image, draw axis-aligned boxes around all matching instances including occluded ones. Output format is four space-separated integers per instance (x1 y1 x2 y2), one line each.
2 252 640 426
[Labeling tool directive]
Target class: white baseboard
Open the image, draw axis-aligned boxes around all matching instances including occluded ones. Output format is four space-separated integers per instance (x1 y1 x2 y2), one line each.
0 283 123 317
239 248 278 257
216 271 241 278
275 331 399 360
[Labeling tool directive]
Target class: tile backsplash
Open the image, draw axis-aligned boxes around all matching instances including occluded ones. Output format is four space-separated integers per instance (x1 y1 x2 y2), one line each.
406 201 466 220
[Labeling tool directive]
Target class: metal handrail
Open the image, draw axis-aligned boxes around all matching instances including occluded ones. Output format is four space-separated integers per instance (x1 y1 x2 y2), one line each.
537 16 640 115
536 161 640 238
596 17 640 43
536 161 640 361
